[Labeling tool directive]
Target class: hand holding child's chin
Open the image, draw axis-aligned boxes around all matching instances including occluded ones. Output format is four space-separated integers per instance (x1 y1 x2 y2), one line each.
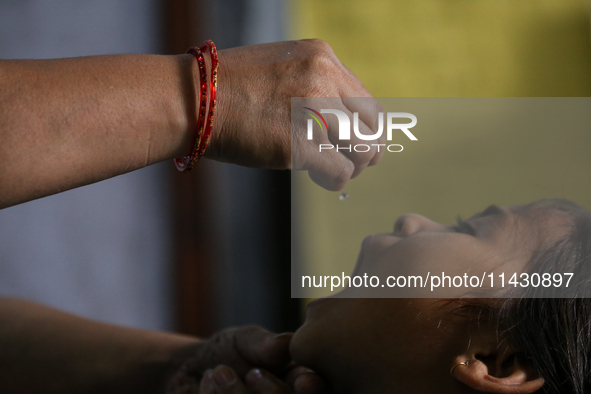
195 365 331 394
165 326 330 394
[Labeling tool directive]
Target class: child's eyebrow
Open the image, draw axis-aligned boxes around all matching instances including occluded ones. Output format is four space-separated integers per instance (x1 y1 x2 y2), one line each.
470 205 505 220
464 205 508 235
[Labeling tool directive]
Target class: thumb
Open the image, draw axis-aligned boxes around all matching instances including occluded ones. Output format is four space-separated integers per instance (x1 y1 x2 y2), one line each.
233 327 293 369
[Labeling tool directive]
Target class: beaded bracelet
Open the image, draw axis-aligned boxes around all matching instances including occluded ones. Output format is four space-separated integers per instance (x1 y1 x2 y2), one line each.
196 39 219 158
174 42 213 172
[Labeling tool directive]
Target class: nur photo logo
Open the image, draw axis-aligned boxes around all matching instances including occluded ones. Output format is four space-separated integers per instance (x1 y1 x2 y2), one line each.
303 107 418 153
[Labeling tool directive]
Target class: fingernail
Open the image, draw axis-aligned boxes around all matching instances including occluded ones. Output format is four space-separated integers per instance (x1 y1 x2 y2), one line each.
293 372 317 394
202 370 214 382
201 370 215 392
212 366 236 388
246 368 264 386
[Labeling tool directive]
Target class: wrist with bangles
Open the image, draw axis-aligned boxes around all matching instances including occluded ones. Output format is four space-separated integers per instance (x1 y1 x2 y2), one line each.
174 39 219 172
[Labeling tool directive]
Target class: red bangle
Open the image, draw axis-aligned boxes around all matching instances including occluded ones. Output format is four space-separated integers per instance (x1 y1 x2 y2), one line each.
174 44 209 172
197 40 219 158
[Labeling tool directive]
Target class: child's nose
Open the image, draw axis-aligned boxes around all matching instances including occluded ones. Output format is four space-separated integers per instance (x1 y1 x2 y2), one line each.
393 213 443 236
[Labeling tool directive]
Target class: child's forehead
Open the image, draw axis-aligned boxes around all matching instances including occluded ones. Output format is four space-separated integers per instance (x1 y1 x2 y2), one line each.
502 203 572 244
490 203 572 222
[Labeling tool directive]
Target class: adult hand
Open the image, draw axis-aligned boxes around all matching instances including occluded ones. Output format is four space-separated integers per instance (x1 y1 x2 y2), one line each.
208 39 384 191
198 365 312 394
165 326 329 394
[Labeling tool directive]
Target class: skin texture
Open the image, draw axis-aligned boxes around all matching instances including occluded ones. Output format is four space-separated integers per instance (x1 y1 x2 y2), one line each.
0 298 327 394
197 365 313 394
0 39 372 392
290 204 567 394
212 40 385 189
0 39 381 208
0 298 196 394
0 54 191 208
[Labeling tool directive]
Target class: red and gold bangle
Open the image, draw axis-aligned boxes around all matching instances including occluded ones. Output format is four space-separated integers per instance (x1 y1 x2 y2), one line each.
174 45 208 172
197 39 219 158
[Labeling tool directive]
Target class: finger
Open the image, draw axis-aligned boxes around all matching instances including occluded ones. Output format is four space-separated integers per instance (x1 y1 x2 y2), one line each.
307 151 355 191
341 97 380 135
284 366 330 394
284 364 330 394
293 372 331 394
232 326 293 369
178 326 293 380
246 368 292 394
360 100 386 167
322 104 379 179
284 365 311 388
296 98 372 189
200 370 216 394
341 97 385 171
207 365 250 394
368 103 387 167
165 366 200 394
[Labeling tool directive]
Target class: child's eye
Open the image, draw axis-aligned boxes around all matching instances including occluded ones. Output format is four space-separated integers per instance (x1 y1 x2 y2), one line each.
453 217 476 236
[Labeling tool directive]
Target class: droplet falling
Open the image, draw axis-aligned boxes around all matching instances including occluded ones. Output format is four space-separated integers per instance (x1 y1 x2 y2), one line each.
339 193 349 201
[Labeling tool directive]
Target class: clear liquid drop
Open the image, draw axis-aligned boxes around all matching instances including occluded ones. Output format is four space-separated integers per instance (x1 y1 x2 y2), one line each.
339 193 349 201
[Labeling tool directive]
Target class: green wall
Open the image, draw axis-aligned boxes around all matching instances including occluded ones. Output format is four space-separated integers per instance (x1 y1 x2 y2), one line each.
290 1 591 294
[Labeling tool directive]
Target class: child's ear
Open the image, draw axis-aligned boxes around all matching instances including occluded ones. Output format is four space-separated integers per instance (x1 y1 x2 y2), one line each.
450 330 544 393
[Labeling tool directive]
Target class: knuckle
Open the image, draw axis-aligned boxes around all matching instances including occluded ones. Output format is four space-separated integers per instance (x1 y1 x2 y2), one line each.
307 51 336 75
302 38 333 52
299 56 335 96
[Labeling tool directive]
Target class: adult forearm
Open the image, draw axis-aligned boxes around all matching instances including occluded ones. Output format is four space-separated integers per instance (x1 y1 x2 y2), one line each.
0 298 199 394
0 40 384 206
0 54 195 208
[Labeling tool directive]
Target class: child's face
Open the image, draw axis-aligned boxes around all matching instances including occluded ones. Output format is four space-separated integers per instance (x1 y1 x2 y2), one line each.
340 204 554 298
290 204 569 394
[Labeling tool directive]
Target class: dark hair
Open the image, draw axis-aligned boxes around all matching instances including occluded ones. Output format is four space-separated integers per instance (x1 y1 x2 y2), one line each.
497 199 591 394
